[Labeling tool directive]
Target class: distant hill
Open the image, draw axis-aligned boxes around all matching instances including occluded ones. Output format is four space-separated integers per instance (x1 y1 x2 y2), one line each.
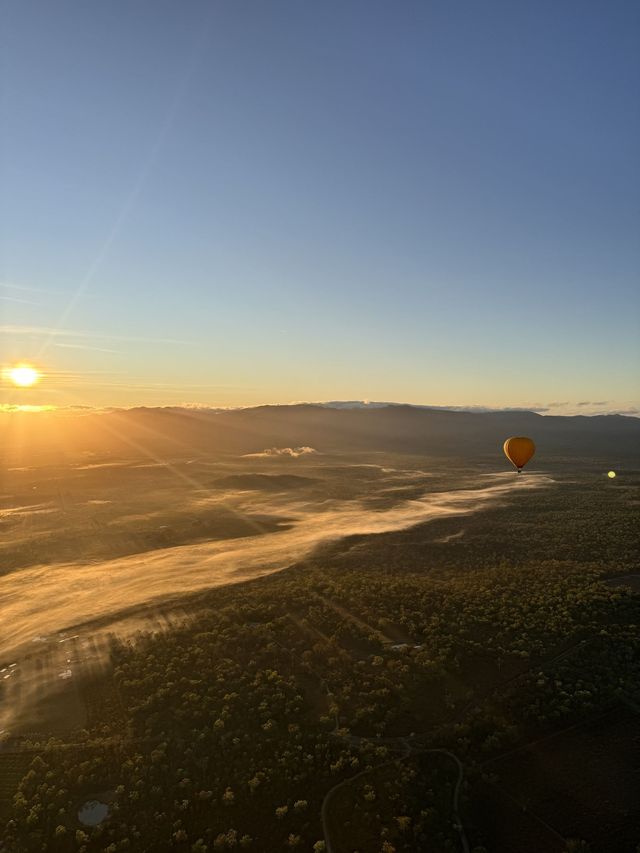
2 403 639 467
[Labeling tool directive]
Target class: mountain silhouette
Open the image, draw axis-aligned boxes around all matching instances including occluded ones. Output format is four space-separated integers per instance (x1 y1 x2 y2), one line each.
3 404 638 466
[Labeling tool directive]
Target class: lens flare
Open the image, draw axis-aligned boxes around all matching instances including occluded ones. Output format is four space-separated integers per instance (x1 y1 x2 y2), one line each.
607 470 616 479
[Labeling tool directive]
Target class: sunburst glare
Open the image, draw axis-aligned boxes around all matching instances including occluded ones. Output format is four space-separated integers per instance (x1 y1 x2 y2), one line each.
4 363 41 387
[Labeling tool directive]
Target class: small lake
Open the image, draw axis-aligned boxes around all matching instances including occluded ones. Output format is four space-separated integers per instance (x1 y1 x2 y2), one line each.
78 800 109 826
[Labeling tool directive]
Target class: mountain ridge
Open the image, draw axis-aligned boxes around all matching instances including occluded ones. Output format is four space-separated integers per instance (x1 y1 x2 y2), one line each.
3 402 639 465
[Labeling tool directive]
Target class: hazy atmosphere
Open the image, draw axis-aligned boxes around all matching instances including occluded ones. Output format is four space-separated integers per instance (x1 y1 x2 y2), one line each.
1 3 639 853
2 1 639 413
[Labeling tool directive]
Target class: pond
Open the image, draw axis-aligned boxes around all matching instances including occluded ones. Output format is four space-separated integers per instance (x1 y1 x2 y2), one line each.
78 800 109 826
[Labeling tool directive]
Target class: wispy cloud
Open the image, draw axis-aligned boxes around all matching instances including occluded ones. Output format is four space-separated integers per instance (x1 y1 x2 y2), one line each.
86 382 242 392
0 281 74 297
0 295 40 305
0 324 190 345
243 446 318 458
537 400 638 416
54 342 121 354
0 404 57 413
0 282 47 293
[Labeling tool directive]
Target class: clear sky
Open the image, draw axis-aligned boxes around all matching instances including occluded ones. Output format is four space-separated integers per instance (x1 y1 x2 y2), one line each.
1 0 638 413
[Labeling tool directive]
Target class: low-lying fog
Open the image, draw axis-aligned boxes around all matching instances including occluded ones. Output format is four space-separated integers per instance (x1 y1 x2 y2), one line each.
0 453 552 733
1 457 552 656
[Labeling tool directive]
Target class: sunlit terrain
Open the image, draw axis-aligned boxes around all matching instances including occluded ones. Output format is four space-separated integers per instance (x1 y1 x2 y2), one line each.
2 0 638 848
1 405 639 852
0 449 551 711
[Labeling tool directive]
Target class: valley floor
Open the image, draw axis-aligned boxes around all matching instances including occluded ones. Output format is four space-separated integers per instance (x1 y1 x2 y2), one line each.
1 454 638 852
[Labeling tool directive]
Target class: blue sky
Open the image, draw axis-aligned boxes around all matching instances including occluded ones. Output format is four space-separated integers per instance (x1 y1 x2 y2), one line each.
1 0 638 412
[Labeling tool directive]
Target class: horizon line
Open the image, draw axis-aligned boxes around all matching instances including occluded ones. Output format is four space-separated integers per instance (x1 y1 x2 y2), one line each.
1 400 638 418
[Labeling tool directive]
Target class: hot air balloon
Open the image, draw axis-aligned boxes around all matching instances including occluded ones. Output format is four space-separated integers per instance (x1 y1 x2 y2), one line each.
503 436 535 473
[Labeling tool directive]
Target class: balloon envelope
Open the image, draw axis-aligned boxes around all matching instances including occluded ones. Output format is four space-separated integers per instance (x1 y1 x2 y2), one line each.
503 436 535 471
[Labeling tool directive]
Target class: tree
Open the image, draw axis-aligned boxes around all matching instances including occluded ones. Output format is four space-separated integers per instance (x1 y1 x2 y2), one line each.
564 841 592 853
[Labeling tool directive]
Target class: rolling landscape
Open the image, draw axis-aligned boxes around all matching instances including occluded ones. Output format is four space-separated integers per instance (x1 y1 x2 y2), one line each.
2 1 639 850
1 405 639 851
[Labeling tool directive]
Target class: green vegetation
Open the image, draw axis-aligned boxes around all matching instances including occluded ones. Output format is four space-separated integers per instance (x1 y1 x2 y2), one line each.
1 467 638 852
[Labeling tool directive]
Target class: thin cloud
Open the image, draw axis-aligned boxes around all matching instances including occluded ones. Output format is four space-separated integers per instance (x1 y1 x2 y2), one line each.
89 383 241 392
54 342 121 354
170 403 241 411
0 281 77 297
314 401 548 414
243 446 318 458
0 404 57 413
0 324 190 345
0 295 40 305
0 281 48 293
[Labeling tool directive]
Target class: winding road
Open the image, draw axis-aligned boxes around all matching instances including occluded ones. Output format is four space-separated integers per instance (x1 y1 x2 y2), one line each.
321 732 470 853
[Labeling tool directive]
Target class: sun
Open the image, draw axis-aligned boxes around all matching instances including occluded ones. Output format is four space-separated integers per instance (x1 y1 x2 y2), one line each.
6 363 41 388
